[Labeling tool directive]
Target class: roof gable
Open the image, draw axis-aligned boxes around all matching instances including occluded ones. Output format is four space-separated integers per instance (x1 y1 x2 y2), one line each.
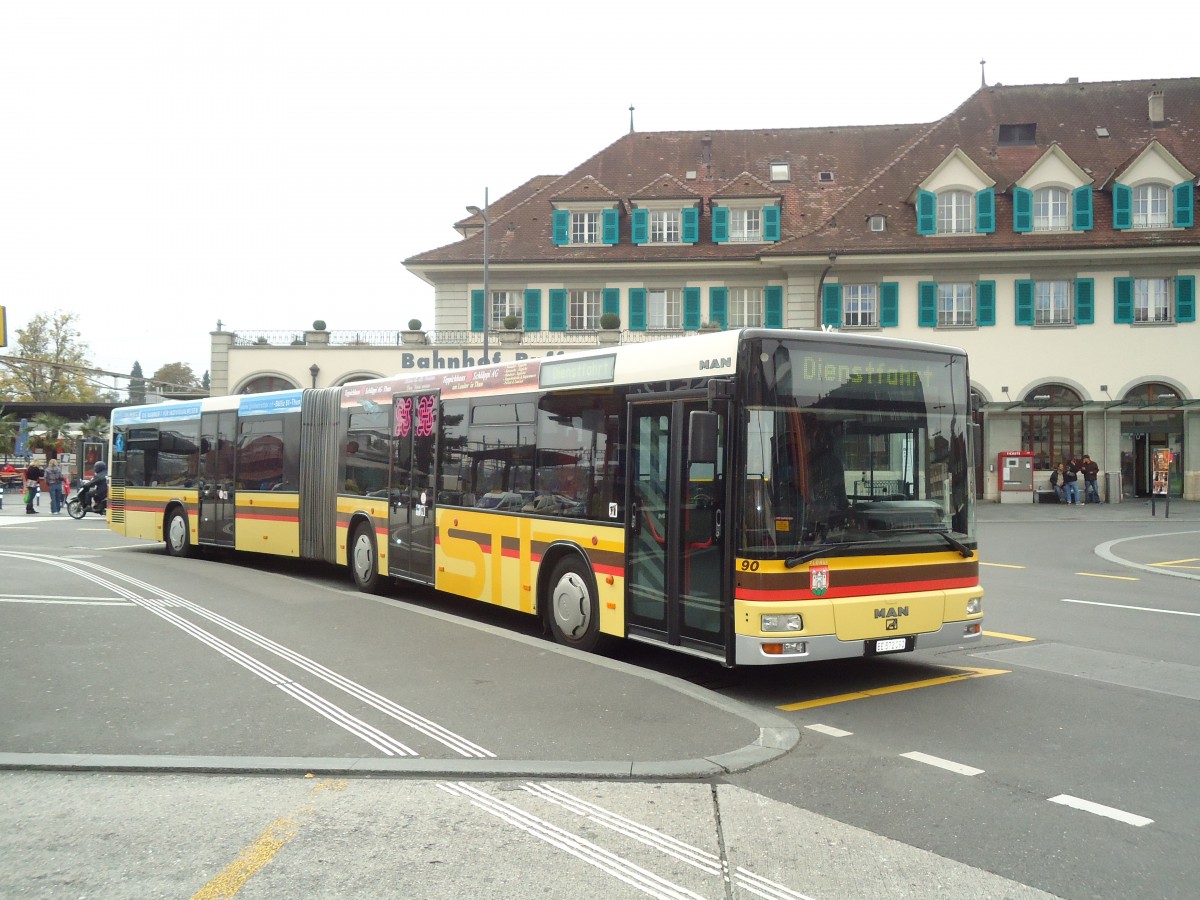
1115 139 1195 187
1015 144 1092 190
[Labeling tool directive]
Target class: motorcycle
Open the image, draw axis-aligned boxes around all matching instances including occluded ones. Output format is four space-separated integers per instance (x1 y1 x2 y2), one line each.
67 479 108 519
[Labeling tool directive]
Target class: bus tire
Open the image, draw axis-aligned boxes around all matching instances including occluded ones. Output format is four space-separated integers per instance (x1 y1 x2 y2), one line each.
546 556 601 653
165 508 191 558
350 522 383 593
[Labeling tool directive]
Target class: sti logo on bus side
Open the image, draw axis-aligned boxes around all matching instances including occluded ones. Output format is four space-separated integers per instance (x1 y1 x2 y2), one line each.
875 606 909 618
699 356 732 370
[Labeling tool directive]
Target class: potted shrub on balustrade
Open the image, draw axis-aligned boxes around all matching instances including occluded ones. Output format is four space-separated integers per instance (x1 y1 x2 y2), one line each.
402 318 425 344
499 314 522 344
598 312 621 343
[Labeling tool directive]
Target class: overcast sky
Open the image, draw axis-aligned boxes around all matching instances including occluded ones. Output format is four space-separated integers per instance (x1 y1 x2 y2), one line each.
2 1 1195 389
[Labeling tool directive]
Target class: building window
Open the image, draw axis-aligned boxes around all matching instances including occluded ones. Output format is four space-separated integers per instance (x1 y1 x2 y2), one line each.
568 289 601 330
770 163 790 181
843 284 878 328
1033 188 1069 231
1035 281 1072 325
730 208 762 242
1022 412 1082 469
937 283 974 326
1133 184 1169 229
489 291 523 329
869 215 886 232
647 288 682 329
571 211 601 244
649 210 681 244
936 190 974 234
1134 278 1171 323
728 287 763 327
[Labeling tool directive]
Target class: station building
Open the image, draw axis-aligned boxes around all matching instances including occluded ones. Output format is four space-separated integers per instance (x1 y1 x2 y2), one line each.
210 76 1200 501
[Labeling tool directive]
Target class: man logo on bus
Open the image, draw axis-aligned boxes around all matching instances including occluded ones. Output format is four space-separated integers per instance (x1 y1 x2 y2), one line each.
809 564 829 596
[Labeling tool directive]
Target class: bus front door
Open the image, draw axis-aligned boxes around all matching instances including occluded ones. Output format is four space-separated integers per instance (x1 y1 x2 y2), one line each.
199 411 236 547
627 398 728 660
388 392 438 583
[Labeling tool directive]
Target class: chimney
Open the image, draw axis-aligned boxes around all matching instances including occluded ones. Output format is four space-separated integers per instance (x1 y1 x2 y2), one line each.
1149 88 1165 125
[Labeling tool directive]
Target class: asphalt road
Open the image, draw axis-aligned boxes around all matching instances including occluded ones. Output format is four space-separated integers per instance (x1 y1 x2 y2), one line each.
2 501 1198 898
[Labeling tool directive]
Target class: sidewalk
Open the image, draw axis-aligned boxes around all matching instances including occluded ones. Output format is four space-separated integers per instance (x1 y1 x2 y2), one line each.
977 496 1200 523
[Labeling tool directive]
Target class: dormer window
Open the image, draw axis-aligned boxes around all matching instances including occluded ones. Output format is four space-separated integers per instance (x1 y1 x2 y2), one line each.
630 203 699 245
552 205 620 246
937 190 974 234
731 207 762 242
1133 184 1170 228
711 202 781 243
1034 187 1069 231
572 211 601 244
650 209 681 243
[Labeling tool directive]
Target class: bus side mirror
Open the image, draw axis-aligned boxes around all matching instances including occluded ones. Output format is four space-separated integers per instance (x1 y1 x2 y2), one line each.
689 411 718 464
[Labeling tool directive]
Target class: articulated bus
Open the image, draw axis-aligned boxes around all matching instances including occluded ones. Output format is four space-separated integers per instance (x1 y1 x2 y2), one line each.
107 328 982 666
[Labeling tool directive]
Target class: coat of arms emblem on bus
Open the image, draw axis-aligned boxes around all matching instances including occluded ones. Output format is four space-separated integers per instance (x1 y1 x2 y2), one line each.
809 564 830 597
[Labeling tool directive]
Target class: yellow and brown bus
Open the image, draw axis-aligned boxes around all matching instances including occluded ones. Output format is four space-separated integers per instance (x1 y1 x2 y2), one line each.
107 328 982 666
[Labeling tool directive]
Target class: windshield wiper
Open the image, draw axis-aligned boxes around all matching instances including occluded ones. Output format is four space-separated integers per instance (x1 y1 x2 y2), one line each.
785 540 880 568
879 526 975 558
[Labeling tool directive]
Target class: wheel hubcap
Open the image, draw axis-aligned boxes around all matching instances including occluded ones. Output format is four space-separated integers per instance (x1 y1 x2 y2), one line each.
553 572 590 638
169 517 185 550
354 535 373 580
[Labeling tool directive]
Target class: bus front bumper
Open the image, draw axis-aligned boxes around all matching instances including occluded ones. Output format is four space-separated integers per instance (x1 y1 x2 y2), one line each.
733 619 983 666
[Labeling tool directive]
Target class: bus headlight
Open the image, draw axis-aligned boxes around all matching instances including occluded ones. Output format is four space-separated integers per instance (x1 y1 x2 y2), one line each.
966 598 982 615
761 613 803 632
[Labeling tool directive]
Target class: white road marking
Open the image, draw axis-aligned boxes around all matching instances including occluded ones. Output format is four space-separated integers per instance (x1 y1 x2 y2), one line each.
0 594 132 605
1061 598 1200 618
805 723 853 738
1048 794 1153 827
900 751 984 776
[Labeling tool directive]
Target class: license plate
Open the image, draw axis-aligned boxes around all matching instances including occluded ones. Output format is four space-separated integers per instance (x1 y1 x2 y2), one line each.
873 638 908 653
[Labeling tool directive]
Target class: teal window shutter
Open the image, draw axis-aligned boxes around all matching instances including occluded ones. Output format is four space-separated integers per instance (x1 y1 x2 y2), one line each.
602 287 620 318
1112 184 1132 230
709 287 728 328
976 280 996 325
1074 279 1094 325
549 289 568 331
1174 182 1195 228
1013 187 1033 233
629 288 647 330
681 206 699 244
916 190 936 235
523 289 542 331
711 206 729 243
975 188 995 234
1072 186 1093 231
683 287 701 330
822 283 842 327
1015 280 1035 325
631 208 649 244
470 290 486 332
763 205 781 241
1113 277 1134 323
764 285 783 328
602 208 619 245
552 209 570 245
918 281 938 327
1176 275 1196 323
880 282 899 327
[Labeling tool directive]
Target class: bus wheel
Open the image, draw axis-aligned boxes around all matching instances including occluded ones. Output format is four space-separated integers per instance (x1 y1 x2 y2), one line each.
165 509 191 558
546 557 601 652
350 523 383 593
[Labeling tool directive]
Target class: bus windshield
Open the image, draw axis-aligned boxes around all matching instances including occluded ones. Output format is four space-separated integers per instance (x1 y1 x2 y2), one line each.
740 337 973 559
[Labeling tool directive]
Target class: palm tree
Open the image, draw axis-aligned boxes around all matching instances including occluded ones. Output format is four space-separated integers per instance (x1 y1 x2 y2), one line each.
80 416 110 440
0 409 19 457
32 413 70 456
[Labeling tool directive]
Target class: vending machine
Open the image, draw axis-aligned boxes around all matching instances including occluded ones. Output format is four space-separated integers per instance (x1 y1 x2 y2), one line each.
997 451 1034 504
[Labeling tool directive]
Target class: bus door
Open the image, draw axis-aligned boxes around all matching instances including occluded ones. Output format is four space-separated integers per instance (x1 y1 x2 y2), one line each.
626 396 729 659
199 411 236 547
388 391 438 583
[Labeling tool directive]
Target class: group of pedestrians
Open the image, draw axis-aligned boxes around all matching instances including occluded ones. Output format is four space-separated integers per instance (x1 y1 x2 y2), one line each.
1049 454 1102 505
22 454 67 514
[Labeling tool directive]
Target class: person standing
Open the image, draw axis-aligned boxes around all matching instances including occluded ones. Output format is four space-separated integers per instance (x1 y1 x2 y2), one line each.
44 455 65 514
24 460 44 514
1080 454 1101 504
1061 458 1080 505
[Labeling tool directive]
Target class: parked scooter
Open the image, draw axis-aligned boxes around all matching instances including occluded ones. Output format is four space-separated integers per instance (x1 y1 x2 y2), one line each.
67 462 108 520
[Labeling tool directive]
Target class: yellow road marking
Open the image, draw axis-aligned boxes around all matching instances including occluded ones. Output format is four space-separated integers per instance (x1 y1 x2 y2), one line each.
984 630 1036 642
1075 572 1139 581
981 562 1025 569
778 666 1009 711
1149 558 1200 569
192 779 346 899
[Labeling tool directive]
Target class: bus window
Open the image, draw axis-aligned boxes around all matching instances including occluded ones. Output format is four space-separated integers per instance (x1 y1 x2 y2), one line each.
343 408 390 497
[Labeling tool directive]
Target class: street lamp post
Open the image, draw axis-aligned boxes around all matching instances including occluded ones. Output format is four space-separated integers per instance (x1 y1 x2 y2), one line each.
466 188 490 367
